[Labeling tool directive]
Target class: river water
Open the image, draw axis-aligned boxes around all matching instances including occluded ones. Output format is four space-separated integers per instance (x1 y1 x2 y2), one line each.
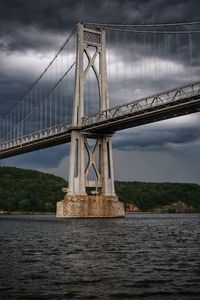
0 214 200 300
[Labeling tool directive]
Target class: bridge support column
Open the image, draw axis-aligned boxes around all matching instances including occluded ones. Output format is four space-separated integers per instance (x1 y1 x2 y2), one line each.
56 22 124 218
57 132 124 218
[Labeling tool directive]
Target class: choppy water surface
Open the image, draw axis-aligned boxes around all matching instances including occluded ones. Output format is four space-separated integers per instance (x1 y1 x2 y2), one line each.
0 214 200 300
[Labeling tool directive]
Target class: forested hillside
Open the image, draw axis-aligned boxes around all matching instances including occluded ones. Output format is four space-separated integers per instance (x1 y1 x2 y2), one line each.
115 181 200 212
0 166 200 213
0 166 66 212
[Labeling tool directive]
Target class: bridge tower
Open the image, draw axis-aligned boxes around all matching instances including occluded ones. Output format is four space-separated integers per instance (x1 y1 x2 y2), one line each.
56 23 124 217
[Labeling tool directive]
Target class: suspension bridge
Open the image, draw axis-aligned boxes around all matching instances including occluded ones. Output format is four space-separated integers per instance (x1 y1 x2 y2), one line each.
1 21 200 217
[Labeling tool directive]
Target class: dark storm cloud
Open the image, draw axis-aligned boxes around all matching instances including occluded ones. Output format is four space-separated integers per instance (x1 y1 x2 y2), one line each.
0 73 34 116
0 0 200 52
113 120 200 151
1 143 69 168
0 26 65 52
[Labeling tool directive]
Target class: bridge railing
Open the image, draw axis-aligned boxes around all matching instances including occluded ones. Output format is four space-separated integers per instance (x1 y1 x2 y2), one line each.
0 122 72 152
82 81 200 126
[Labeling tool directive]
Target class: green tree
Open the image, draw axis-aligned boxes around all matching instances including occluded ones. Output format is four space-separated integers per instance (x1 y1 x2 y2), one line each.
18 199 32 211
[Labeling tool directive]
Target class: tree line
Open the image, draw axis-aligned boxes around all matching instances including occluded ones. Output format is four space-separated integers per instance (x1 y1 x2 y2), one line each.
115 181 200 212
0 166 200 212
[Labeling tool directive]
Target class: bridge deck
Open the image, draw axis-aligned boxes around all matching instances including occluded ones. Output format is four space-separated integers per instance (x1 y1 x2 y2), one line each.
83 91 200 133
1 81 200 159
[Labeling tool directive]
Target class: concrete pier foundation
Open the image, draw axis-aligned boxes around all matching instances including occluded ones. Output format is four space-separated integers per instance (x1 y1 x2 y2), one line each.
56 195 124 218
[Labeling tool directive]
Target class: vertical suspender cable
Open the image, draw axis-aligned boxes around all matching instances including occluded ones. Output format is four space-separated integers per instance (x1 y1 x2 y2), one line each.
188 24 193 80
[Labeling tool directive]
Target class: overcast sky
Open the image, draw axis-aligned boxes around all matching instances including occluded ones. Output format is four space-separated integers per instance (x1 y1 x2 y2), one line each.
1 0 200 184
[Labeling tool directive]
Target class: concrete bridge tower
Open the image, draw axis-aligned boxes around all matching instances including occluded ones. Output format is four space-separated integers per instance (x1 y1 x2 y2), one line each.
56 23 124 217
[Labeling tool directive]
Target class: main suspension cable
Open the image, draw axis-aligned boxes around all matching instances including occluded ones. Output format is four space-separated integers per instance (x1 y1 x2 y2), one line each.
1 27 76 122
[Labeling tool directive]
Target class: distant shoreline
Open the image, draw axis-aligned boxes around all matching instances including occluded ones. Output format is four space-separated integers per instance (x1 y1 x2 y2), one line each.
0 211 55 215
0 211 199 216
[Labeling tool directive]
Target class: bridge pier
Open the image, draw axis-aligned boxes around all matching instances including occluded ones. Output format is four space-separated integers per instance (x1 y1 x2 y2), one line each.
56 22 124 218
56 195 124 218
56 131 124 218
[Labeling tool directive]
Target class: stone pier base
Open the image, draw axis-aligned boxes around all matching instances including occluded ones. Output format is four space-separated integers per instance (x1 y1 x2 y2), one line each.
56 195 125 218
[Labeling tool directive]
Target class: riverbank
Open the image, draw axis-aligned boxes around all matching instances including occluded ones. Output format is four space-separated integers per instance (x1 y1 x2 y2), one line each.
0 211 54 215
125 201 198 213
1 201 199 215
